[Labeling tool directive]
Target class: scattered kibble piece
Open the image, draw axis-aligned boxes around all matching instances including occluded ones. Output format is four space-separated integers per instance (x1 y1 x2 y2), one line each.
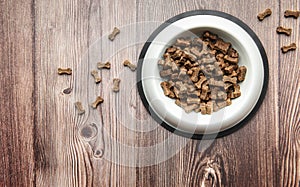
91 96 104 109
108 27 120 41
257 8 272 21
97 62 111 69
281 43 297 53
123 60 137 71
284 10 300 18
58 68 72 75
91 70 102 84
113 78 121 92
276 26 292 36
75 101 85 115
158 31 247 114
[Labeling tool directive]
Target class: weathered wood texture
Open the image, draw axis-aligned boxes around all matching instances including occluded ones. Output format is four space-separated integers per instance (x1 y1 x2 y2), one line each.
0 0 35 186
0 0 299 186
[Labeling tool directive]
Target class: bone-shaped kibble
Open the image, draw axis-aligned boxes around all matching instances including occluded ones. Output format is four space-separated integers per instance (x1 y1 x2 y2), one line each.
195 76 207 89
113 78 121 92
257 8 272 21
175 38 191 47
197 101 214 115
211 89 227 100
281 43 297 53
123 60 137 71
91 70 102 84
200 103 207 115
237 66 247 82
108 27 120 41
223 76 237 84
160 69 172 78
203 31 218 40
91 96 104 109
276 26 292 36
190 67 201 82
284 10 300 18
224 55 238 64
75 101 85 115
175 99 187 108
229 84 241 98
187 97 200 104
58 68 72 75
183 104 198 113
97 62 111 69
161 81 176 98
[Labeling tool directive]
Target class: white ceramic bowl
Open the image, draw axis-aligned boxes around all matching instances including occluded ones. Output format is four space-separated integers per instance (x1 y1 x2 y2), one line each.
137 10 268 139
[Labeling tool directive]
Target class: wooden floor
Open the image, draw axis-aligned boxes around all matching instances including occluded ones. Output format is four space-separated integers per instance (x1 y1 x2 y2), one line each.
0 0 299 186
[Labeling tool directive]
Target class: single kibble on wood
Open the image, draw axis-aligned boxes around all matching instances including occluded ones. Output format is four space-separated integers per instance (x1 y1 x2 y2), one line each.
284 10 300 18
112 78 121 92
257 8 272 21
123 60 137 71
91 96 104 109
75 101 85 115
158 31 247 114
281 43 297 53
276 26 292 36
58 68 72 75
108 27 120 41
97 62 111 69
91 70 102 84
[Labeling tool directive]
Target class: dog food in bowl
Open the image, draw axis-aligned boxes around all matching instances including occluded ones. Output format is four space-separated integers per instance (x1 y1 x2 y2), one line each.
158 31 247 114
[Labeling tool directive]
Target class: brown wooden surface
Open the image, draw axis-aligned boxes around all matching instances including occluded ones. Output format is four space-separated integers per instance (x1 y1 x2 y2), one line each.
0 0 299 186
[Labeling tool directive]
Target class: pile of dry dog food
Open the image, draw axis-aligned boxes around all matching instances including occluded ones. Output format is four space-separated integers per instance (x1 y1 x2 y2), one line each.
158 31 247 114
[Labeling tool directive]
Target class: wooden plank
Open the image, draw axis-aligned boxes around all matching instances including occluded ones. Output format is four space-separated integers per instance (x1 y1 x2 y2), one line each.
34 0 93 186
34 0 139 186
135 0 280 186
86 0 139 186
211 1 281 186
278 1 300 186
0 0 35 186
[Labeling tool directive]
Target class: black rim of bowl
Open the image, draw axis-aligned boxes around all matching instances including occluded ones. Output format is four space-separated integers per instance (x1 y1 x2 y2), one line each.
137 10 269 140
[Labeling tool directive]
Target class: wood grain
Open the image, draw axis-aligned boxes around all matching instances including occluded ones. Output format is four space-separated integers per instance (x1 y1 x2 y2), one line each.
279 1 300 186
0 0 35 186
0 0 299 186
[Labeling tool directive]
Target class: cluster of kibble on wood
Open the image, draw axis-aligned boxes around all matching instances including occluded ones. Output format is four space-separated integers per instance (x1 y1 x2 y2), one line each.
58 27 138 115
158 31 247 114
258 9 299 53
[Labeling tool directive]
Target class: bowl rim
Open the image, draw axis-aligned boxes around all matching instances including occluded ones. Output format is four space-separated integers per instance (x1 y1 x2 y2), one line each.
137 10 269 139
